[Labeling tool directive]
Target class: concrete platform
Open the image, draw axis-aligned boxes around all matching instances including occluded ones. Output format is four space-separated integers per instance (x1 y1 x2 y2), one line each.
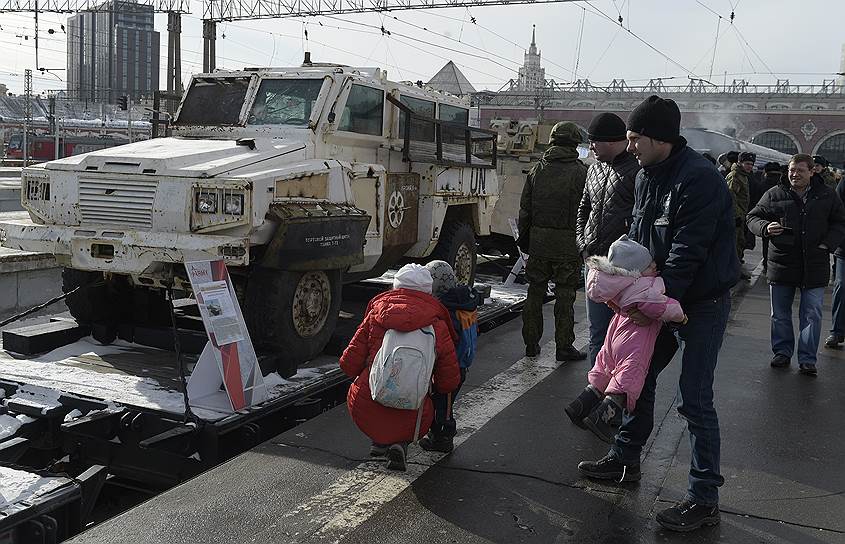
0 169 21 212
0 213 63 320
66 256 845 543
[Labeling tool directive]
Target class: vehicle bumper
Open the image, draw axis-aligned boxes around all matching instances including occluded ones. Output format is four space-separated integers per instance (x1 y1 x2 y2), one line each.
0 220 249 274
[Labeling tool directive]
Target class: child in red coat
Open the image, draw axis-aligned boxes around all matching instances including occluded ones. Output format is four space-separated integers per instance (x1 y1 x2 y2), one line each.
340 264 462 470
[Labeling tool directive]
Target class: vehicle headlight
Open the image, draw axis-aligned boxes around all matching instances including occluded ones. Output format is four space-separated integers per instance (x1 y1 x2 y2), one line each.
196 191 218 214
223 194 244 215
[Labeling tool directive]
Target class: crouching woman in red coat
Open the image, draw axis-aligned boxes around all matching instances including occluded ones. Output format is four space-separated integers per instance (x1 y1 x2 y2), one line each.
340 263 462 471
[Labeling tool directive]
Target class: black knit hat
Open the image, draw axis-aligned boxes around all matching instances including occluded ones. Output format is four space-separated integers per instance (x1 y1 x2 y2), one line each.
726 151 739 163
626 95 681 143
813 155 829 167
739 152 756 163
587 112 627 142
763 162 781 173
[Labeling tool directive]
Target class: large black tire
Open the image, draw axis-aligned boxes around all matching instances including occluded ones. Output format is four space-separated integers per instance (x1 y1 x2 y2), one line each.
431 221 477 286
62 269 171 328
243 268 342 366
62 269 115 324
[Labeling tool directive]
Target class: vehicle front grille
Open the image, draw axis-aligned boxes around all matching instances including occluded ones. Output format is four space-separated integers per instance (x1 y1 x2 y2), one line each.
79 178 157 229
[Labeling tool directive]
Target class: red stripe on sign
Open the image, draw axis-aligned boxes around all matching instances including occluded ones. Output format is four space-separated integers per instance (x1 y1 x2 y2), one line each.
211 260 227 282
220 343 246 410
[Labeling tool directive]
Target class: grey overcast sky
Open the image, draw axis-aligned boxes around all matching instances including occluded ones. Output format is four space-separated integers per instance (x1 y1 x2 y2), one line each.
1 0 843 94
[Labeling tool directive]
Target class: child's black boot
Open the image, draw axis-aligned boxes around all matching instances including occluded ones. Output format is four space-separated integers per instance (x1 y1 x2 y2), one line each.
564 385 603 429
419 433 454 453
583 394 625 443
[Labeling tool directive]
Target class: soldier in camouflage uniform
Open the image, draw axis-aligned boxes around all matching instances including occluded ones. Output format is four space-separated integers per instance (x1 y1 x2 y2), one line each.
813 155 838 189
726 151 752 276
517 122 588 362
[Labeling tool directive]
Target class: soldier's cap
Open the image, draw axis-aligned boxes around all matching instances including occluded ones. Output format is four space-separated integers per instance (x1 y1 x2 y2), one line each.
549 122 584 146
813 155 829 167
739 152 756 164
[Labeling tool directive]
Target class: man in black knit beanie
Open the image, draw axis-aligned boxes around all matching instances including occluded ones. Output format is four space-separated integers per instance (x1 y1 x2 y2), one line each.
577 95 740 533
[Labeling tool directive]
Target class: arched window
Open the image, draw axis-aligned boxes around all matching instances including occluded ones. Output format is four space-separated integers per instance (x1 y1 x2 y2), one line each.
750 131 799 155
815 133 845 169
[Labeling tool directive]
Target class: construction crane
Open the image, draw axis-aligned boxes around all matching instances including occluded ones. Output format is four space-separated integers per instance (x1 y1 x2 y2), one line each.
200 0 582 71
0 0 190 95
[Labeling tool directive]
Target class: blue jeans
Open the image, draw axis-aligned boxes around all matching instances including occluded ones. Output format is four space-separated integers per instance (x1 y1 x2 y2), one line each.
611 293 731 506
586 276 614 367
771 284 824 365
831 257 845 336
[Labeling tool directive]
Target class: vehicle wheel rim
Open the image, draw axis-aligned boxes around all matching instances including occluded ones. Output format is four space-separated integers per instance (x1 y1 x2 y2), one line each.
291 271 331 338
454 243 473 285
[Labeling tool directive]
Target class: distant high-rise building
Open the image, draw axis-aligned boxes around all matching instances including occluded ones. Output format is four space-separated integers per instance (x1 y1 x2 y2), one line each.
67 0 160 103
517 25 545 92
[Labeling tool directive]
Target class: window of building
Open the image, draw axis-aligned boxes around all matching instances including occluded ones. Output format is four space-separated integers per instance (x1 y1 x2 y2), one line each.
338 84 384 136
248 78 324 125
398 95 435 142
816 133 845 170
439 103 469 125
750 131 799 155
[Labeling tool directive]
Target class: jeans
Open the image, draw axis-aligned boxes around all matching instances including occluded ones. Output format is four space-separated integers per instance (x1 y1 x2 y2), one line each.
831 256 845 336
611 293 731 506
586 277 614 367
770 284 824 365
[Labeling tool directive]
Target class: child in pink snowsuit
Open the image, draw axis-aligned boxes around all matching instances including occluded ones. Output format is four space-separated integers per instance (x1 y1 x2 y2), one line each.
565 235 686 443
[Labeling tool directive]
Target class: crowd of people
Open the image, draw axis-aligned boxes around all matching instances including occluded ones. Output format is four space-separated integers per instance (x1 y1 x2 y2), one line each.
336 94 845 534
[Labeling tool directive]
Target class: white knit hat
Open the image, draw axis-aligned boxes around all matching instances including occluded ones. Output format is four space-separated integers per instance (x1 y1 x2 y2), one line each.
607 235 653 273
393 263 433 294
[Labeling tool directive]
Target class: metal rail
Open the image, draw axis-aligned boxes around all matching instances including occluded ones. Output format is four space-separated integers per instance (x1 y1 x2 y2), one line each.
203 0 579 21
0 0 190 12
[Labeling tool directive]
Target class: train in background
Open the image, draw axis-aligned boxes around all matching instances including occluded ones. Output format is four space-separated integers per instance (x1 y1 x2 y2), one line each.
681 127 794 168
4 133 127 162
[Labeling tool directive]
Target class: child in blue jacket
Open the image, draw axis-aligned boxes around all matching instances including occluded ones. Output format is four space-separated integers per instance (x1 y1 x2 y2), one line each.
421 260 480 452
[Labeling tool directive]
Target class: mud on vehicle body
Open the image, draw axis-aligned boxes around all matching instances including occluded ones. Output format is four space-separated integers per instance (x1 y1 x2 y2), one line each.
2 64 499 366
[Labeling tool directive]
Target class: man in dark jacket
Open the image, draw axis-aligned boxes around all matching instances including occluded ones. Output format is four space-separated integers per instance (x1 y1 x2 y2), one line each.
518 121 587 362
577 96 739 533
826 177 845 349
758 162 782 270
813 155 838 189
747 154 845 375
576 112 640 366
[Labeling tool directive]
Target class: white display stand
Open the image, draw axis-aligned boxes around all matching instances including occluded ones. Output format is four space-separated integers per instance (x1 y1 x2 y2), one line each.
185 260 267 415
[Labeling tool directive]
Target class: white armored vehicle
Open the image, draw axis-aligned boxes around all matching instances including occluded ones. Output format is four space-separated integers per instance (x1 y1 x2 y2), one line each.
1 63 499 365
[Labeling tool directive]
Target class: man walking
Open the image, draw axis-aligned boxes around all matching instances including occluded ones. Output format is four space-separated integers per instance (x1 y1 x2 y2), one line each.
813 155 838 189
518 122 587 362
726 152 753 277
577 96 739 532
748 154 845 375
576 113 640 366
826 177 845 349
759 162 783 271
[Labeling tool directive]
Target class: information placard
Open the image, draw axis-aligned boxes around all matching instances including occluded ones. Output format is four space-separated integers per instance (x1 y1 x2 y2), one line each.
185 260 266 415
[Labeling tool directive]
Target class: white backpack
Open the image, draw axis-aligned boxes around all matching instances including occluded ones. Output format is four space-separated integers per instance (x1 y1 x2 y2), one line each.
370 326 436 440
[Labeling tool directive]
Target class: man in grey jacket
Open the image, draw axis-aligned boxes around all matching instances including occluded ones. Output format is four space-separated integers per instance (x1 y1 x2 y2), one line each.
575 113 641 366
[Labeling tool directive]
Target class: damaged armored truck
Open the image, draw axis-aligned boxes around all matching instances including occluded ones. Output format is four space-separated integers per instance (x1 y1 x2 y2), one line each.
1 64 499 366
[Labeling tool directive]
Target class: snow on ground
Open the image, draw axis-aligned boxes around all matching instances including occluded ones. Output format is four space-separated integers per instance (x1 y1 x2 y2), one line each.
0 467 68 513
0 336 343 421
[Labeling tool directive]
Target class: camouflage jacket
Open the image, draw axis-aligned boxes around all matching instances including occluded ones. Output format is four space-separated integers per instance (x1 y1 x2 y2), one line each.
726 164 750 220
518 145 587 260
